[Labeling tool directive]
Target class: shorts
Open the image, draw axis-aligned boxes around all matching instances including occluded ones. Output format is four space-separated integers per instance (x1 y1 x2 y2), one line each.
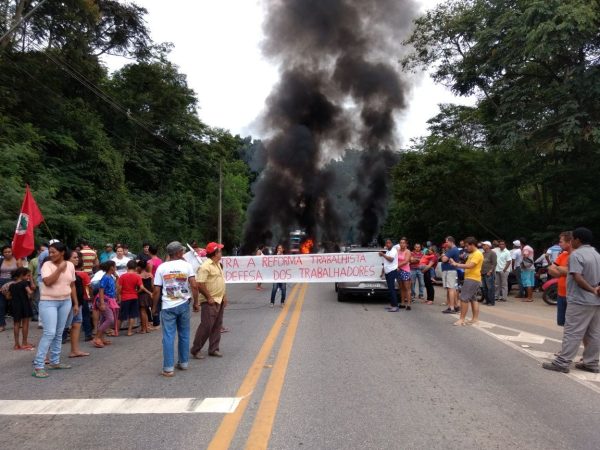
521 270 535 288
138 292 151 309
119 299 140 320
397 270 411 282
66 305 82 326
442 271 458 289
460 279 481 302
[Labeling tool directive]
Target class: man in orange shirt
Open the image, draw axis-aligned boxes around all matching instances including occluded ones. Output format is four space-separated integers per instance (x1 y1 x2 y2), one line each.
548 231 572 326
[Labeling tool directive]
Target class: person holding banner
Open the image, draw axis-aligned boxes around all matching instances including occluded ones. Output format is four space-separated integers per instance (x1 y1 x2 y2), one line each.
191 242 227 359
270 244 287 307
379 239 400 312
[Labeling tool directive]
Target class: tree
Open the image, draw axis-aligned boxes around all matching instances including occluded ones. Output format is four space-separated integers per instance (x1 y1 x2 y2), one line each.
398 0 600 243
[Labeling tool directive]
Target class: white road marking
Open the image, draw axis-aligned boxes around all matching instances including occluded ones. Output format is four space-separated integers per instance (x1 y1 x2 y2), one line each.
0 397 241 415
495 332 546 344
471 321 600 395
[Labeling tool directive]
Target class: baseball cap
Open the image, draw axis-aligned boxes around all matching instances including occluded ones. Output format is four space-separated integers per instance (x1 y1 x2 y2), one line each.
48 239 60 245
512 240 521 247
481 241 492 247
166 241 185 255
205 242 224 254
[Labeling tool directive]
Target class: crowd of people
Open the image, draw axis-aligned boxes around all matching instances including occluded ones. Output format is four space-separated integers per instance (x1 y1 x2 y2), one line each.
1 226 599 378
0 239 228 378
379 228 600 373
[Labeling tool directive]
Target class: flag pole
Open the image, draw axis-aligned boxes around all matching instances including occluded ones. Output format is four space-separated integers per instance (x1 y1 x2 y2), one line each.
42 220 54 239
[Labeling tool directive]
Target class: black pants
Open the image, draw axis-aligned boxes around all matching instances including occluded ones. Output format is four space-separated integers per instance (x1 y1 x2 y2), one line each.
424 270 435 302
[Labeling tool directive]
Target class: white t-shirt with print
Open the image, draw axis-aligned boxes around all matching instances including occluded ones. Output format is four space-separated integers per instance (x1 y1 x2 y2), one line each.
111 256 131 276
153 259 195 310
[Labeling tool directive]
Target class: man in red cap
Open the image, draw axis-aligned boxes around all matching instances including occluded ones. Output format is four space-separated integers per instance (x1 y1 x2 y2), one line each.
191 242 227 359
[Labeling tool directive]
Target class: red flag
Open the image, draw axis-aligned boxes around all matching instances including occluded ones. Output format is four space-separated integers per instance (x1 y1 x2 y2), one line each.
12 185 45 259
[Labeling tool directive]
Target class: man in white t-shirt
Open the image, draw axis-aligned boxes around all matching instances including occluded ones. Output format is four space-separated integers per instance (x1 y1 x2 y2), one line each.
152 241 198 377
493 240 512 302
111 246 131 277
379 239 399 312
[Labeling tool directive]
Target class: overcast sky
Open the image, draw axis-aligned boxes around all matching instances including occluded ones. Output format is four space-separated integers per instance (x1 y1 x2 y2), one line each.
108 0 474 146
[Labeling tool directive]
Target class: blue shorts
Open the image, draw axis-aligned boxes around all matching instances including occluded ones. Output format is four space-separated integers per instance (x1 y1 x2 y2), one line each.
66 305 82 326
397 270 411 282
521 270 535 288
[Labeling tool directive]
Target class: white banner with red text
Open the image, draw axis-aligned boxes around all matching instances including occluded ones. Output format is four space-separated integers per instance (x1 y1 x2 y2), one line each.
184 251 383 283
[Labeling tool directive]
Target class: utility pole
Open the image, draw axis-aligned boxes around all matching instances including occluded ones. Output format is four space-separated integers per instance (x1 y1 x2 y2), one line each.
218 160 222 244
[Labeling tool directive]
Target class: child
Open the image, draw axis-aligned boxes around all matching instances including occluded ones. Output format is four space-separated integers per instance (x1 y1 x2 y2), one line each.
136 259 154 333
117 260 152 336
8 267 35 350
92 261 118 348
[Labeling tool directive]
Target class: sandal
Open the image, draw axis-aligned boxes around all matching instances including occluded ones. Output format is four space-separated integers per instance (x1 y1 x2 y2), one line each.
92 339 105 348
48 363 72 370
20 344 35 350
161 371 175 377
32 369 49 378
69 352 90 358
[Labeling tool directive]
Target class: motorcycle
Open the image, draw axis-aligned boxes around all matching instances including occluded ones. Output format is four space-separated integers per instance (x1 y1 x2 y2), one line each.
541 277 558 306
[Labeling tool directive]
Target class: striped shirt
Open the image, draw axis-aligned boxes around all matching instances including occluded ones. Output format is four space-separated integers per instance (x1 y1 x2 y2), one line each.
80 247 97 275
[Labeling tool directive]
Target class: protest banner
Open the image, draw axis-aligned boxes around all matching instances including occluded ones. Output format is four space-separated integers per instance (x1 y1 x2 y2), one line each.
184 251 383 283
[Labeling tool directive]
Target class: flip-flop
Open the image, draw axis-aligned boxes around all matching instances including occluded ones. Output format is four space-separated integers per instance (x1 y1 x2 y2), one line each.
220 327 230 333
92 340 105 348
69 352 90 358
453 321 466 326
19 345 35 351
520 299 534 302
101 340 112 345
161 371 175 377
48 363 72 370
32 369 49 378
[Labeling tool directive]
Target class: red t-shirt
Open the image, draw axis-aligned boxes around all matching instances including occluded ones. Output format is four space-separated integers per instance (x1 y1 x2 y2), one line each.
554 251 569 297
75 271 91 300
419 253 438 268
410 251 424 269
118 272 142 301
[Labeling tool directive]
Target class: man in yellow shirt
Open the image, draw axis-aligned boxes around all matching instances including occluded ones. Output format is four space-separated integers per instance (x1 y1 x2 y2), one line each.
450 237 483 326
191 242 227 359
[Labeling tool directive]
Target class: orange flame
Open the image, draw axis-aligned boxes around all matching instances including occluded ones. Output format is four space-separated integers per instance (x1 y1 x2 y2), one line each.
300 238 314 254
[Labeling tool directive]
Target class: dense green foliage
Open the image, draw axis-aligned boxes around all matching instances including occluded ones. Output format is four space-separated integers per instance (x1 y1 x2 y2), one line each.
0 0 251 252
384 0 600 247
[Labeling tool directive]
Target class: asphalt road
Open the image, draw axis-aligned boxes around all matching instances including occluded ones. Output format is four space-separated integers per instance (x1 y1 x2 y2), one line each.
1 283 599 450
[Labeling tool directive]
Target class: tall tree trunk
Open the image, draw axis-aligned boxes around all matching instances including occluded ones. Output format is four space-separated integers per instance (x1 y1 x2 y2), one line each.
0 0 29 49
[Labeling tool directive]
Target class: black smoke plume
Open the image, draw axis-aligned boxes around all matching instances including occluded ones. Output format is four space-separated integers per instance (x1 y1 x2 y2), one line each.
242 0 417 252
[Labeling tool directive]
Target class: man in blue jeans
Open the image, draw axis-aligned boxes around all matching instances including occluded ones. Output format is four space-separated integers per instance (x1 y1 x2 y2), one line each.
152 241 198 377
379 239 399 312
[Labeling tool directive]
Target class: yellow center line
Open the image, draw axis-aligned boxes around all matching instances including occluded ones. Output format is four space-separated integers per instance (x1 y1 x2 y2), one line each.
245 283 308 450
207 283 301 450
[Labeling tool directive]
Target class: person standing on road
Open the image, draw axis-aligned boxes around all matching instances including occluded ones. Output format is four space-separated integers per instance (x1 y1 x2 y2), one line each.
441 237 461 314
420 247 438 305
511 240 524 298
481 241 497 306
99 244 115 263
547 231 572 327
32 242 77 378
395 238 413 310
520 239 535 302
450 237 483 326
494 240 512 302
153 241 198 377
79 240 98 276
410 243 425 300
379 239 399 312
1 245 24 332
191 242 227 358
270 244 287 307
543 228 600 373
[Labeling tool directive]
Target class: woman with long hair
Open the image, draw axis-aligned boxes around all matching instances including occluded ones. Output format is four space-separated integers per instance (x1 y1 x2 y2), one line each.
32 242 77 378
396 238 413 310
